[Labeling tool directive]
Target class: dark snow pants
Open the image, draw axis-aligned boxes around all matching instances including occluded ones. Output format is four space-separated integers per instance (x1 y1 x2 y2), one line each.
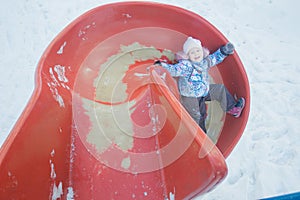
180 84 236 133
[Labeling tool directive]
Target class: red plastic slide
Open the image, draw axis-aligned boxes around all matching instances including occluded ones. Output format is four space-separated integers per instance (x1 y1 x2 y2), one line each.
0 2 250 199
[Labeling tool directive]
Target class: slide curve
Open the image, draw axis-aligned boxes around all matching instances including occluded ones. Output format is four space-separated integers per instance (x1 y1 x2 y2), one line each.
0 2 250 199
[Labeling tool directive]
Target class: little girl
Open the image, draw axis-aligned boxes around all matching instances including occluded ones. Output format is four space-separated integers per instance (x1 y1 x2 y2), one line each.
155 36 245 133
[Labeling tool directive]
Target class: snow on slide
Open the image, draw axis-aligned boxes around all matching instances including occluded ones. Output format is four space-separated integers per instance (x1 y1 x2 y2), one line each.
0 2 249 199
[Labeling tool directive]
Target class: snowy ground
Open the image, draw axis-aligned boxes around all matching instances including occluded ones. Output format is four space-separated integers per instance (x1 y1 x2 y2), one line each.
1 0 300 199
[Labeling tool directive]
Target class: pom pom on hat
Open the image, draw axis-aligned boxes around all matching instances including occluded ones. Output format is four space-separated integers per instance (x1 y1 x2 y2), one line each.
183 37 202 54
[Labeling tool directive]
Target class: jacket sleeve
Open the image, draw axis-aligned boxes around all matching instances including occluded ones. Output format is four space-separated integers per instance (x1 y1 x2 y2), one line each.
204 48 227 68
160 61 190 77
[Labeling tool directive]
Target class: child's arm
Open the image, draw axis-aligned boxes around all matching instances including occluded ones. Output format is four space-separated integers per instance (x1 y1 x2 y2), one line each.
156 60 190 77
205 42 235 67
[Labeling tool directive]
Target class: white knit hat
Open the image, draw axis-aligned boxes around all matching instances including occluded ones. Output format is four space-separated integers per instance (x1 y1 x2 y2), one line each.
183 37 202 54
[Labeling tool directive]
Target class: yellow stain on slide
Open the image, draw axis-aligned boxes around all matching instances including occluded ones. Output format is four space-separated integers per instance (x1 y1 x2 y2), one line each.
83 42 174 153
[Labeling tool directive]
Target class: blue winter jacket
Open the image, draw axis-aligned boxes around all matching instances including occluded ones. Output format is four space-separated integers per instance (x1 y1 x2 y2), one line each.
161 49 227 97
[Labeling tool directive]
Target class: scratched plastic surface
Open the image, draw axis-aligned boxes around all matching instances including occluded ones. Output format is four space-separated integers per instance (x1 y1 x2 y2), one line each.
0 2 250 199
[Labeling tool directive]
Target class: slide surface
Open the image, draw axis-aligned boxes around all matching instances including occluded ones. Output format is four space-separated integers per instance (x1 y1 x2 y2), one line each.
0 2 250 199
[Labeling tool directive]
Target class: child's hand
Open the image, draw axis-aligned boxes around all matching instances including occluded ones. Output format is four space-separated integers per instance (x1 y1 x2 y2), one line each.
220 42 235 56
154 60 162 66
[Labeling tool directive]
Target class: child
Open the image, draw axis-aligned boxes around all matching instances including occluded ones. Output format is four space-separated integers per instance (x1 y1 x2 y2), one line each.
155 37 245 133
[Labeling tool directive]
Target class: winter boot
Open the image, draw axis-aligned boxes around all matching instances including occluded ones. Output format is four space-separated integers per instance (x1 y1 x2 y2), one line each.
227 97 245 118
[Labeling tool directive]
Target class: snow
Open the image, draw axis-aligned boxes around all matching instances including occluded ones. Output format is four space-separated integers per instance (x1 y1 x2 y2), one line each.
1 0 300 199
66 187 75 200
52 181 63 200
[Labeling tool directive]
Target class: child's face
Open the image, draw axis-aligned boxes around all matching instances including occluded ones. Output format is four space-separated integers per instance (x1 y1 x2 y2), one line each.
188 47 203 62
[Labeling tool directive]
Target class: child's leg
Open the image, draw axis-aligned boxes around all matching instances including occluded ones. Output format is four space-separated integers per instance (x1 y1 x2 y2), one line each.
207 84 236 112
208 84 245 117
180 96 208 132
180 96 201 123
198 97 207 133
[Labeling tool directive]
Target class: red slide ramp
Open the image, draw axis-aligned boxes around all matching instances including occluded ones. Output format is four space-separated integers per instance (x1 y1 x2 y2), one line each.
0 2 250 199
